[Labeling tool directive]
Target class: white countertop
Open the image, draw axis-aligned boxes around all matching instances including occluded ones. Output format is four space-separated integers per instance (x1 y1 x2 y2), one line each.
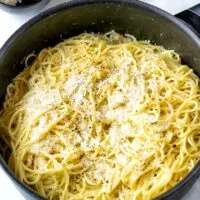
0 0 200 200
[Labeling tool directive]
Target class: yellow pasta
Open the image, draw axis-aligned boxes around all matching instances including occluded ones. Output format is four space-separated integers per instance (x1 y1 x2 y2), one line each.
0 31 200 200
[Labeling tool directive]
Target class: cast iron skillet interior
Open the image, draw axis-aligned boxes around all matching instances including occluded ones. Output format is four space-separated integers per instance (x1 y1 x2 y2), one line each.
0 0 42 7
0 0 200 200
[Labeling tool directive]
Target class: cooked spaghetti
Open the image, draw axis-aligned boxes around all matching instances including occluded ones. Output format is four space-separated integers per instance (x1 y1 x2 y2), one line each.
0 31 200 200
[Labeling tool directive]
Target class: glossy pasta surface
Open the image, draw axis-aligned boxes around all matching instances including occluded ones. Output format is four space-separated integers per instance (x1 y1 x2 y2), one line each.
0 31 200 200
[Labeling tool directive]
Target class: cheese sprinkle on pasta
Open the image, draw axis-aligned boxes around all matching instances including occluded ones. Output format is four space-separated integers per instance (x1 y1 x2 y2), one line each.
0 31 200 200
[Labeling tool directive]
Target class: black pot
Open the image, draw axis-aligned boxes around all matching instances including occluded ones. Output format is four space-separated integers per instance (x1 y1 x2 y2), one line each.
0 0 200 199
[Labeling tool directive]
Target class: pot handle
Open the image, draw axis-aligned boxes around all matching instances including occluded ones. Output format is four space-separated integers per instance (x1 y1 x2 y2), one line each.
175 4 200 36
